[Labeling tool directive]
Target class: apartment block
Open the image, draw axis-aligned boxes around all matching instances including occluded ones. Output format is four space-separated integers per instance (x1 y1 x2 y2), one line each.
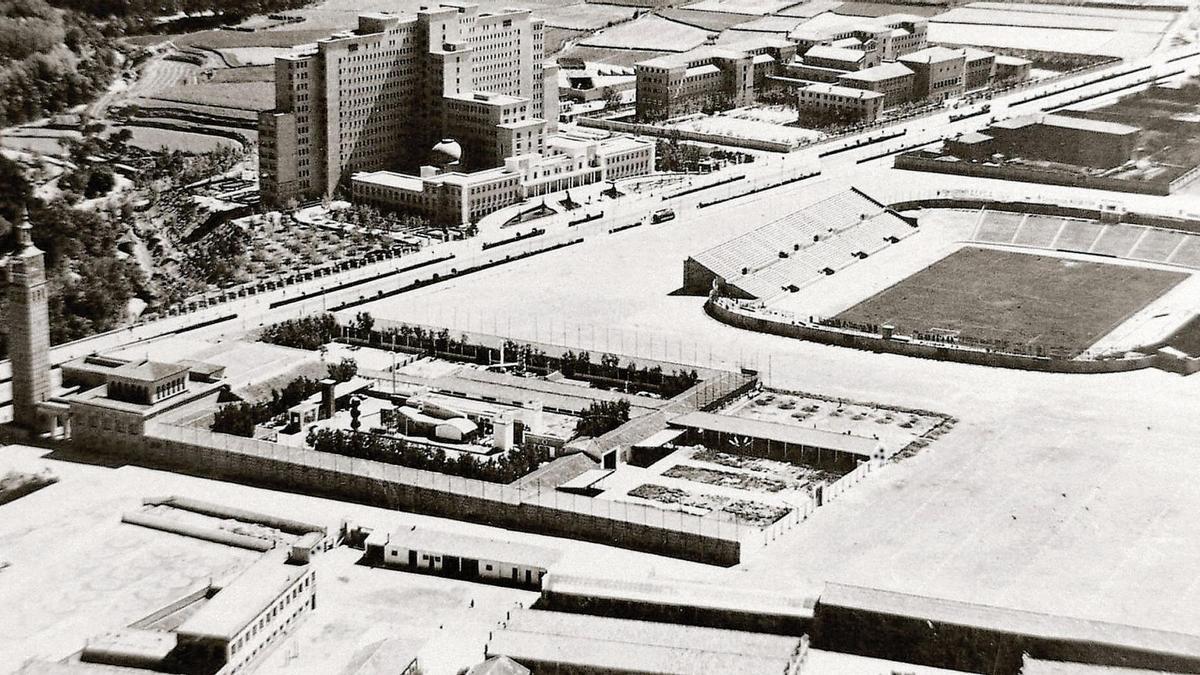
796 83 884 123
836 62 914 108
963 48 996 91
259 2 559 207
898 46 966 103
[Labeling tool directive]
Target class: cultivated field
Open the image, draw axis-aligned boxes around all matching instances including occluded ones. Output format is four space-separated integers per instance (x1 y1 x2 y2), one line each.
836 246 1187 355
684 0 798 15
578 13 711 51
149 82 275 112
538 2 637 30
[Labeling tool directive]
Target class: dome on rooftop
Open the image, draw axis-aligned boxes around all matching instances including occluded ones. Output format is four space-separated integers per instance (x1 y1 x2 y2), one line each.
430 138 462 166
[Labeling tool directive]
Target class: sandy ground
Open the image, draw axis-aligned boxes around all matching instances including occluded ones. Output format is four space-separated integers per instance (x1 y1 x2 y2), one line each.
0 444 718 673
338 177 1200 635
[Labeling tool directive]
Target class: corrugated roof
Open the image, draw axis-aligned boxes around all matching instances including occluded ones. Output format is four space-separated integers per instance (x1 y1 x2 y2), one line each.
543 572 819 618
501 609 804 658
821 583 1200 659
486 630 793 675
668 411 880 456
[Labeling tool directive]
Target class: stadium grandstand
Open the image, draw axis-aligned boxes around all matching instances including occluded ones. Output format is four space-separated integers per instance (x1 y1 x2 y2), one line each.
970 209 1200 269
682 189 918 300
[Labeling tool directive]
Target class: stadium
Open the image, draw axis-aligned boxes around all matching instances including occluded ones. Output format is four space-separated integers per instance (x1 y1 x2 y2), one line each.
685 189 1200 373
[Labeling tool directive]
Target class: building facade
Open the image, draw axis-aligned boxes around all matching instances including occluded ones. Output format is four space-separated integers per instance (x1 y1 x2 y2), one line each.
835 62 914 108
259 2 558 206
351 133 654 225
898 46 966 103
796 83 884 124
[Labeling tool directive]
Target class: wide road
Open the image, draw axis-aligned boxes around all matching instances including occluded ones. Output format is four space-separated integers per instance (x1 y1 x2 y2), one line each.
1 45 1198 417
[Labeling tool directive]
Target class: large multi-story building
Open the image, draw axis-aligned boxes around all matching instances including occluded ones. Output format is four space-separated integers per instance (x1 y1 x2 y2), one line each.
633 37 795 120
259 1 558 206
796 83 884 124
351 133 655 225
898 46 967 103
836 62 914 109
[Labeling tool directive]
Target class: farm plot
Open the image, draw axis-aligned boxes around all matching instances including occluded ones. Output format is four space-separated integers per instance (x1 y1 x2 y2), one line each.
149 82 275 112
628 484 792 526
684 0 798 15
579 13 710 51
538 2 637 29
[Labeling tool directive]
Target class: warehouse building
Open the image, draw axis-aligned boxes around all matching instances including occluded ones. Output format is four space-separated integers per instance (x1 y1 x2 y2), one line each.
369 527 560 589
983 114 1140 169
668 411 881 472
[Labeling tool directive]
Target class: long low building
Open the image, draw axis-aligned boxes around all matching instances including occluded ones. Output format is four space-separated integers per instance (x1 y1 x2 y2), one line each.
539 572 819 635
486 609 806 675
667 410 881 472
815 583 1200 674
351 133 654 226
368 527 560 589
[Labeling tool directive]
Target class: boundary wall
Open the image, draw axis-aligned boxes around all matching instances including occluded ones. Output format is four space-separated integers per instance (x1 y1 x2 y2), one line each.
87 422 745 566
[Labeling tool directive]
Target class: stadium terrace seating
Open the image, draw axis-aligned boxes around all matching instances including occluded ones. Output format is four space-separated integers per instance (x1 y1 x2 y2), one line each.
689 189 908 299
1168 235 1200 268
1090 223 1144 258
1011 215 1064 248
1131 228 1187 263
974 211 1024 244
1051 219 1105 252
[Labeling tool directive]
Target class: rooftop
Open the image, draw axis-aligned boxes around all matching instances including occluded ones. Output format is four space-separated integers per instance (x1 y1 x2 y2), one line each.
445 91 528 107
176 553 308 641
112 361 190 383
803 44 868 63
351 171 425 192
898 46 966 64
1020 658 1176 675
800 82 885 100
388 527 560 569
821 583 1200 660
81 629 177 663
501 608 804 659
837 61 914 82
485 630 794 675
668 410 881 456
542 572 819 618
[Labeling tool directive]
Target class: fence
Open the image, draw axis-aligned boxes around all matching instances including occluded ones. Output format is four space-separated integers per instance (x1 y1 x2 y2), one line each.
135 422 748 565
706 296 1158 374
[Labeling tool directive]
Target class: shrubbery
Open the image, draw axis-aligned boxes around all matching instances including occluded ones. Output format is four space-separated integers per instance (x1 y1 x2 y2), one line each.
259 314 340 351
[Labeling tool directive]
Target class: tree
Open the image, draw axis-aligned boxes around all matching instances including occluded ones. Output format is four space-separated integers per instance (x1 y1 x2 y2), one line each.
573 399 631 439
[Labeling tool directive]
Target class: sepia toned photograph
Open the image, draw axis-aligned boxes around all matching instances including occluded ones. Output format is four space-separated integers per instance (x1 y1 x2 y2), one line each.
1 0 1199 671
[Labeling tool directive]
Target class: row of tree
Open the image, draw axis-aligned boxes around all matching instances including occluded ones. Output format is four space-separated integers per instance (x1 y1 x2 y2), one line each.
258 314 340 351
304 427 552 484
211 358 357 436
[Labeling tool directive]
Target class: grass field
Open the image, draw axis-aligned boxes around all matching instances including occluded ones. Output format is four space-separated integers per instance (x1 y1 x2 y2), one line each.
151 82 275 111
836 247 1187 355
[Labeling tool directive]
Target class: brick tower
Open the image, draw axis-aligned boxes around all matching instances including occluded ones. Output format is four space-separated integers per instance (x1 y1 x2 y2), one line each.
7 208 50 430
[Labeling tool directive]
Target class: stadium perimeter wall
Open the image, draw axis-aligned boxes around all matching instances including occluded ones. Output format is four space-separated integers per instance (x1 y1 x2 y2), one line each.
705 297 1159 374
894 153 1173 196
812 585 1200 675
77 424 744 566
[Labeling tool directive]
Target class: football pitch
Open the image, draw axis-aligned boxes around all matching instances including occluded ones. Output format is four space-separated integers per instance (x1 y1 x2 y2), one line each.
835 246 1188 356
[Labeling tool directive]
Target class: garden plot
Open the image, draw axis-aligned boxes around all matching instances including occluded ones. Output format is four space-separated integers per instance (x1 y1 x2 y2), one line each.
685 0 798 15
720 389 948 455
538 3 637 30
598 445 838 527
579 13 710 51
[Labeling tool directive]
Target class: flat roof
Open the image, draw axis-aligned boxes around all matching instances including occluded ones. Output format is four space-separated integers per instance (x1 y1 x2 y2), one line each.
557 469 613 491
1020 658 1176 675
838 61 914 82
176 553 308 641
1042 114 1140 136
996 54 1032 66
502 608 804 659
113 360 190 382
800 82 885 100
821 583 1200 659
634 428 685 448
486 630 794 675
668 410 880 456
389 527 560 568
899 46 966 64
595 135 652 155
542 573 819 619
953 131 994 144
446 90 528 106
804 44 868 62
81 629 177 662
686 63 722 77
352 170 425 191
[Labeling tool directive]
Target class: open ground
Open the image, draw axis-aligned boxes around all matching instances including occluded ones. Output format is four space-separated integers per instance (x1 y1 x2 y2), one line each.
836 246 1188 355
